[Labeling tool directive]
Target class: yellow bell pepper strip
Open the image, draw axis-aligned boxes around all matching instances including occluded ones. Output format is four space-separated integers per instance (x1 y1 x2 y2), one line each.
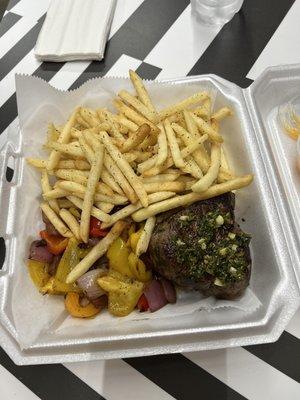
98 270 144 317
41 276 81 295
65 292 101 318
128 252 152 282
107 237 134 278
129 227 143 253
27 260 51 290
41 237 81 295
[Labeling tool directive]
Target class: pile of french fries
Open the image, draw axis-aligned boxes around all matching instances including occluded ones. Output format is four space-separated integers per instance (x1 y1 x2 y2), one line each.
27 70 253 283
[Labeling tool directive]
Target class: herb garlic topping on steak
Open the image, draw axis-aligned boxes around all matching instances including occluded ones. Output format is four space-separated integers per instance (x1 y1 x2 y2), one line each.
146 193 251 300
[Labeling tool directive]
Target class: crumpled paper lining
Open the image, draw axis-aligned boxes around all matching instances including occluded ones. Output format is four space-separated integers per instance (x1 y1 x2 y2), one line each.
11 74 261 349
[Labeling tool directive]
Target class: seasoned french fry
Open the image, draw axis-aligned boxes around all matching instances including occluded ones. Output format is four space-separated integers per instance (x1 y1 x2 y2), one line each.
182 156 203 179
159 92 209 120
132 175 254 222
137 154 157 174
80 143 104 242
57 159 90 170
96 202 114 214
164 118 185 168
58 199 75 208
80 107 99 127
76 114 90 128
26 158 47 169
131 150 152 163
156 123 168 166
40 202 73 237
120 124 150 153
135 216 156 257
129 70 157 120
190 112 223 143
144 181 185 193
41 170 60 213
43 188 70 199
57 181 127 205
59 208 81 240
192 143 221 193
101 109 125 142
193 98 211 121
211 106 233 122
101 192 175 229
67 196 111 223
115 114 139 132
66 220 127 283
114 100 159 134
142 173 180 183
47 141 85 159
47 108 79 171
99 131 148 207
123 152 137 163
119 90 157 123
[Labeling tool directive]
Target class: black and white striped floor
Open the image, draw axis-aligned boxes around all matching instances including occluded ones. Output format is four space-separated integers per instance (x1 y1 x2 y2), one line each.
0 0 300 399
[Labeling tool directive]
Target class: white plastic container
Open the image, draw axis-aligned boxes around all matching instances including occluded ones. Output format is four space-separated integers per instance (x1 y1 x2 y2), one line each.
0 66 299 365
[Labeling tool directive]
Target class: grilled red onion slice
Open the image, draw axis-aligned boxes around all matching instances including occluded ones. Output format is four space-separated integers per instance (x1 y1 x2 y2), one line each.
77 268 107 300
144 279 168 312
29 240 53 263
160 277 177 304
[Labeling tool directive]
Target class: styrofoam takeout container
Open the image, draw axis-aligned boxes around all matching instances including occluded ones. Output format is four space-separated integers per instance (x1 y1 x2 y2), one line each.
0 65 300 365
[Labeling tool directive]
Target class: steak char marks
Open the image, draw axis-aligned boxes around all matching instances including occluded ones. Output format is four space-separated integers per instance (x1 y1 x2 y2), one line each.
146 193 251 300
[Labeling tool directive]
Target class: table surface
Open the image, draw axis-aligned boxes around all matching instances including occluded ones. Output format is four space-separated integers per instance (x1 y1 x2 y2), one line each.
0 0 300 399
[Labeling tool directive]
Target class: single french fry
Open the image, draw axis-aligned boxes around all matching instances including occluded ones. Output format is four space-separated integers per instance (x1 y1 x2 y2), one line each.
131 150 152 163
132 175 254 222
135 216 156 257
80 143 104 242
47 141 85 159
101 109 125 142
211 106 233 122
66 220 127 283
142 173 180 183
101 192 175 229
115 114 139 132
121 124 150 153
43 188 70 199
144 181 185 193
192 143 221 192
193 98 212 121
57 181 127 205
137 154 157 174
40 202 72 237
57 199 75 208
164 118 185 168
76 114 90 128
99 131 148 207
57 159 91 170
41 170 60 213
96 202 114 214
123 152 137 163
59 208 81 240
80 107 99 127
67 196 111 223
114 100 159 134
119 89 157 123
156 123 168 166
182 156 203 179
26 158 47 169
159 92 209 120
129 70 158 120
47 108 79 171
183 110 210 163
190 112 223 143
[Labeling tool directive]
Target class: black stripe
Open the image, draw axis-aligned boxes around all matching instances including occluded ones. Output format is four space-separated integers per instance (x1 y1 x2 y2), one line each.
0 15 45 81
0 347 106 400
135 62 162 80
244 331 300 382
188 0 295 87
0 0 10 21
125 354 246 400
6 0 21 12
0 12 21 37
0 237 5 270
70 0 189 89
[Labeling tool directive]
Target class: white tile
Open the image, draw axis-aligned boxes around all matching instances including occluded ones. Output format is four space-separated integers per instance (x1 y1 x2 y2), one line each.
106 54 142 77
0 365 40 400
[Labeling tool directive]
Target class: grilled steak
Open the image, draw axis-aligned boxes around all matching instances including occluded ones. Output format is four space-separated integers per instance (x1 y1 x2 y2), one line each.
146 193 251 300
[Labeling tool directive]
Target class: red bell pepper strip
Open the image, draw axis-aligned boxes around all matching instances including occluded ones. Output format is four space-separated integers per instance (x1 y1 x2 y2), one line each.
40 230 69 255
137 294 149 312
89 217 108 238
